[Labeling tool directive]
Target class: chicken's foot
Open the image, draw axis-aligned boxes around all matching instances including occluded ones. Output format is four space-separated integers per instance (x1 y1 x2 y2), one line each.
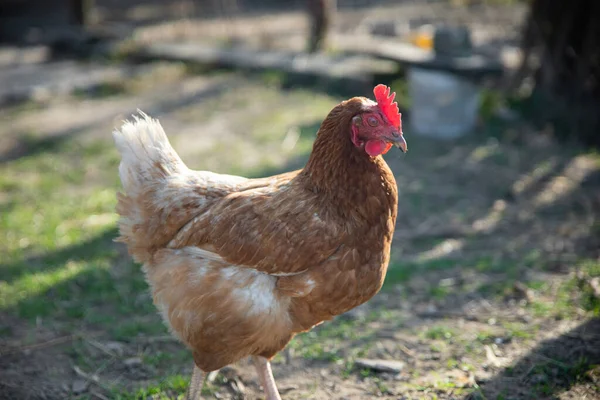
185 364 206 400
252 356 282 400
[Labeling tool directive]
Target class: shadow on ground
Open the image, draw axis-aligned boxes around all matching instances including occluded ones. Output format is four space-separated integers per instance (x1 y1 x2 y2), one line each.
475 317 600 399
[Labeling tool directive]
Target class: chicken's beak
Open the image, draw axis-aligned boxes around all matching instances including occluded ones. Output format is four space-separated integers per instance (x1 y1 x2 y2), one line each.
393 135 408 153
386 129 407 153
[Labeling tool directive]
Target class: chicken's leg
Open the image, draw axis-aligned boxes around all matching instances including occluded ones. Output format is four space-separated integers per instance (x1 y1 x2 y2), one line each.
185 364 206 400
252 356 282 400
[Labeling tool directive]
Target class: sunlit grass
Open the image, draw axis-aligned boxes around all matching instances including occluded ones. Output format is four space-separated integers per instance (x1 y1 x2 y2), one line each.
0 141 120 258
0 260 89 309
113 374 190 400
285 317 376 363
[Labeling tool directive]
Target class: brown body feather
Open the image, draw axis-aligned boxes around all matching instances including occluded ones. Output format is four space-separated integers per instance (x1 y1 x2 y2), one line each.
113 98 398 372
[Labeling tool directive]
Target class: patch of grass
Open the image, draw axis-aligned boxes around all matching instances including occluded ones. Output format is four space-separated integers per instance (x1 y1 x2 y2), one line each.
475 330 498 344
479 88 504 121
524 259 600 319
0 132 158 338
143 350 191 369
423 326 455 341
340 359 355 379
434 380 460 391
370 376 393 395
429 342 445 353
183 62 222 76
287 318 375 362
384 258 457 288
530 300 554 317
527 280 548 291
113 374 189 399
389 78 411 109
430 285 451 300
502 322 535 341
575 260 600 315
112 319 167 341
260 70 286 87
525 356 599 398
1 260 88 312
73 81 128 99
290 340 343 362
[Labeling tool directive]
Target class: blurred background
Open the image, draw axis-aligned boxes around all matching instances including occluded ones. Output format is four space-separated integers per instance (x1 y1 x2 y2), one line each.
0 0 599 399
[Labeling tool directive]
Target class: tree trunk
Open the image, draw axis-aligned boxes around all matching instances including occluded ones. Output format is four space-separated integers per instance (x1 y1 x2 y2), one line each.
307 0 334 53
518 0 600 146
69 0 93 26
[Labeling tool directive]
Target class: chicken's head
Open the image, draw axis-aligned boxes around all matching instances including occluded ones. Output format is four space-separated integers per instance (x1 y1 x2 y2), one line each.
350 84 407 157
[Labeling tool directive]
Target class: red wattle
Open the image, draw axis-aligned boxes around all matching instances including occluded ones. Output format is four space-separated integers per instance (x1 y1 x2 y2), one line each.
365 140 391 156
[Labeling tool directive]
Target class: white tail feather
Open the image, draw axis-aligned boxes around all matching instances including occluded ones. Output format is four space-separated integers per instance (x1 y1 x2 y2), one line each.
113 111 187 194
113 111 192 263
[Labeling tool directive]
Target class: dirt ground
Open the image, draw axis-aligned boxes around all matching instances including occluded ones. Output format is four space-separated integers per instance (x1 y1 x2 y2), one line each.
1 3 600 400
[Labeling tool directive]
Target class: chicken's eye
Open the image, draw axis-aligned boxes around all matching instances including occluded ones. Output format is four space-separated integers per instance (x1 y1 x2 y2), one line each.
367 116 379 127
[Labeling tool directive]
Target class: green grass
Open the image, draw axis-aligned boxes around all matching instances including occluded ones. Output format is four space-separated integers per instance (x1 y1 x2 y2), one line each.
113 374 190 400
384 258 458 287
143 349 190 369
73 81 128 99
0 136 125 319
502 321 535 340
284 317 376 363
423 326 455 341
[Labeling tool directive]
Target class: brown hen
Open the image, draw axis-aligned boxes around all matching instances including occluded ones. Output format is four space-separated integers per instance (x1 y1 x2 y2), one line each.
113 84 407 399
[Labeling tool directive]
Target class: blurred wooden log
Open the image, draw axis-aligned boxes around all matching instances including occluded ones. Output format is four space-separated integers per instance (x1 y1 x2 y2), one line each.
516 0 600 146
137 42 398 95
69 0 93 26
307 0 335 53
355 358 405 374
333 33 504 79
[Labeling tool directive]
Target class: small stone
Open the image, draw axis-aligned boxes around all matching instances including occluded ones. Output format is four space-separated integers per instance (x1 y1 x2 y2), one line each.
123 357 143 367
229 377 246 394
426 304 438 313
589 277 600 298
495 106 519 122
105 341 125 356
355 358 405 374
207 370 219 383
369 21 403 37
439 278 456 287
72 379 89 395
341 303 370 320
279 384 299 393
519 314 533 323
530 374 548 384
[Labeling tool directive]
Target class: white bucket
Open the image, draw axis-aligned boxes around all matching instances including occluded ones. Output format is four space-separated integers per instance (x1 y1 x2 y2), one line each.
408 67 480 138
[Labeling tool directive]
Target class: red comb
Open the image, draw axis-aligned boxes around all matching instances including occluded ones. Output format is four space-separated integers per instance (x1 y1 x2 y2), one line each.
373 84 401 129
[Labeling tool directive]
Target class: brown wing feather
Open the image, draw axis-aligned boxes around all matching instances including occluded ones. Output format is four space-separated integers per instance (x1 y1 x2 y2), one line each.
168 171 345 276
